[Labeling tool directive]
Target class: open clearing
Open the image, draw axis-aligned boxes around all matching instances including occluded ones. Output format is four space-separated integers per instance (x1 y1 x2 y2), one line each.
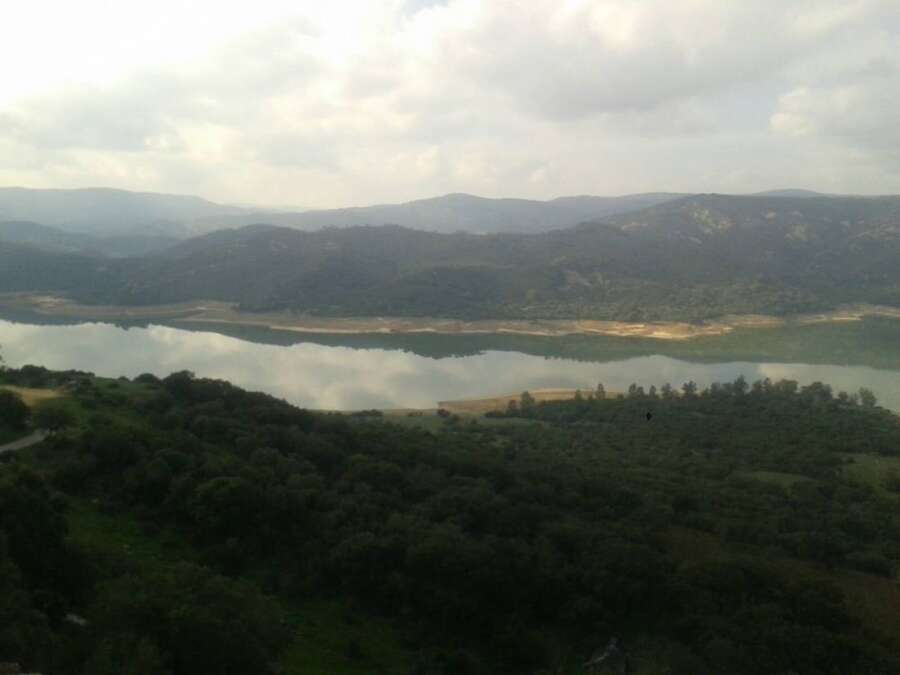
0 385 63 407
840 453 900 496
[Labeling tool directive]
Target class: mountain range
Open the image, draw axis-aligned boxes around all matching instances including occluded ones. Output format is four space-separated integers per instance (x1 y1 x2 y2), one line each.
0 187 252 238
0 187 688 239
195 191 685 234
1 189 898 322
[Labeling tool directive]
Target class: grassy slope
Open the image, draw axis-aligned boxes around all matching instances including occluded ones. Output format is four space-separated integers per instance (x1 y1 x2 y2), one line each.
842 453 900 499
664 527 900 655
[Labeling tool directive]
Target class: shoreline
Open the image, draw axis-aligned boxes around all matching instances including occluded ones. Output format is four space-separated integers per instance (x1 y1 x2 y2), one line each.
1 293 899 341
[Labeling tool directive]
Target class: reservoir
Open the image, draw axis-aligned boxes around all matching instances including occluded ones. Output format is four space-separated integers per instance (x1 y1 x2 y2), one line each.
1 315 898 411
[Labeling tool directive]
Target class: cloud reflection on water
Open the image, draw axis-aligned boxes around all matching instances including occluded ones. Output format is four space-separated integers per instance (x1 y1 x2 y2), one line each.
0 320 898 411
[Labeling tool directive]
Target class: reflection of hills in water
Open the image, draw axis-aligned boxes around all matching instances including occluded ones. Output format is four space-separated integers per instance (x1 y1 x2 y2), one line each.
170 318 900 371
1 310 899 371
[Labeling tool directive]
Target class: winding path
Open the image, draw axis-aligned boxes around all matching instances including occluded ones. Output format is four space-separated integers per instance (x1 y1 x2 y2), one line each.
0 430 49 455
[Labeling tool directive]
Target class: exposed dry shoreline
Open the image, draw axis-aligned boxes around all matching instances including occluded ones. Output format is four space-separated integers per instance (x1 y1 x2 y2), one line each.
436 388 621 414
1 292 899 341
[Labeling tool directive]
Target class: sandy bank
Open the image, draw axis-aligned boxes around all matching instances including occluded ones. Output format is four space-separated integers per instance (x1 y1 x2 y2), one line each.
1 293 898 342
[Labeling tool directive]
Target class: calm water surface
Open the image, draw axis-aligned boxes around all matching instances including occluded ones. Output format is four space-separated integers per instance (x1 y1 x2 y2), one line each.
1 317 898 411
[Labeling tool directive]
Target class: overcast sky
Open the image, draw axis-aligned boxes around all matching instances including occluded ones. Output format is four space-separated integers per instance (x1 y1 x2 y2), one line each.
1 0 898 208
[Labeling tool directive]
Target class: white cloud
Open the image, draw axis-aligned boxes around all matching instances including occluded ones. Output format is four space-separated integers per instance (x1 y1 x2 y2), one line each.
0 0 898 205
771 60 900 166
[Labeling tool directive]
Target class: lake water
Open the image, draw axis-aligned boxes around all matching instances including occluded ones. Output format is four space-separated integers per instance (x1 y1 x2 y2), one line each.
1 315 899 411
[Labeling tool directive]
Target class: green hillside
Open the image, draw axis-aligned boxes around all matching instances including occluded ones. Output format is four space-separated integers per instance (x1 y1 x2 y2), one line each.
1 365 899 673
61 193 900 321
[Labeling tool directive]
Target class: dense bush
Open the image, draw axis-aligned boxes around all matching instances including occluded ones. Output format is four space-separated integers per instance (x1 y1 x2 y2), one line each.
0 389 29 431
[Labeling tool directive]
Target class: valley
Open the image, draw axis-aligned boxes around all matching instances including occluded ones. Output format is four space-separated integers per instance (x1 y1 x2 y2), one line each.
5 4 900 673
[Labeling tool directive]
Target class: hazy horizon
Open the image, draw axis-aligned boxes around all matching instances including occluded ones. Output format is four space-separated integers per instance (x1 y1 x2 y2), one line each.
2 1 899 208
2 184 895 215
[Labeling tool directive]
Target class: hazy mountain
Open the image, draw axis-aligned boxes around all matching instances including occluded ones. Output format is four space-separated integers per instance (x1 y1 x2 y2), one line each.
195 191 686 234
0 240 117 293
0 220 179 257
0 187 251 238
49 193 895 321
752 189 829 198
0 186 688 238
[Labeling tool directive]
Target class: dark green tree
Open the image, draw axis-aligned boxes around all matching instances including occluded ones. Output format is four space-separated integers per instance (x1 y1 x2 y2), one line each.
519 391 535 414
0 389 30 431
33 402 74 434
858 387 877 408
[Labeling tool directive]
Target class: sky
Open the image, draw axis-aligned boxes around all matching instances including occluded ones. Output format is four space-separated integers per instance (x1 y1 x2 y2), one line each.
1 0 899 208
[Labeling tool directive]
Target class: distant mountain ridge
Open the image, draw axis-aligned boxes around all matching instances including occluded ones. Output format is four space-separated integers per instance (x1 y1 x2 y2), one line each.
196 191 687 234
0 192 886 322
752 189 829 198
0 187 252 238
3 188 899 323
8 186 896 241
0 186 688 238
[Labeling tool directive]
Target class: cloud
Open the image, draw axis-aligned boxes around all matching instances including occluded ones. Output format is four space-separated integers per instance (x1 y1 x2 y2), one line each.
0 0 899 205
771 59 900 166
414 1 889 121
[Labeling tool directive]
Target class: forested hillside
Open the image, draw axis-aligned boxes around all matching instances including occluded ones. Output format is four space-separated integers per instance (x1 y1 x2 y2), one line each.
0 241 121 294
3 193 900 321
0 221 179 257
1 366 899 674
65 194 900 320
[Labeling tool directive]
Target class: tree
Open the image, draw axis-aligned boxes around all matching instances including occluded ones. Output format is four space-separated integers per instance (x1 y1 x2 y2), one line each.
681 381 698 398
858 388 877 409
520 391 535 414
0 390 30 431
162 371 195 401
33 403 74 433
595 383 606 400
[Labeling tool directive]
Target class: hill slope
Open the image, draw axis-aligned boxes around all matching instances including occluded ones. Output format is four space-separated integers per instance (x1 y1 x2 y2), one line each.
4 193 899 321
68 194 898 320
0 187 251 237
0 220 179 257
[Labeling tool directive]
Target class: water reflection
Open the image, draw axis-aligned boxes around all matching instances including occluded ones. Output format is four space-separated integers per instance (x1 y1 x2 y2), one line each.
1 320 898 411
